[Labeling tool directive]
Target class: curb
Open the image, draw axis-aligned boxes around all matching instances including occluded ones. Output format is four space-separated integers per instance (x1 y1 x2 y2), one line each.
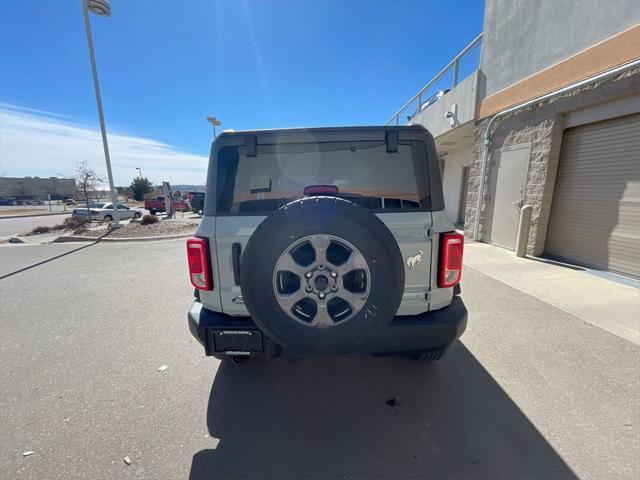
53 232 195 243
0 212 70 220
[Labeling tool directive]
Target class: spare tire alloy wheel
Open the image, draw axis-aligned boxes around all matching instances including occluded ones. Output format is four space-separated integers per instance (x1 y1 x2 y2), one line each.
240 197 405 354
273 234 370 328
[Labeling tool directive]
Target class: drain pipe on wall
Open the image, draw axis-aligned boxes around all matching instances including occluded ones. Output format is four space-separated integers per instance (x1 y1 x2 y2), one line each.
472 58 640 240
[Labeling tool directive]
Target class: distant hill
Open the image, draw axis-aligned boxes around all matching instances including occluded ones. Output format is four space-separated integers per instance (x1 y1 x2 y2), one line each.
169 184 206 192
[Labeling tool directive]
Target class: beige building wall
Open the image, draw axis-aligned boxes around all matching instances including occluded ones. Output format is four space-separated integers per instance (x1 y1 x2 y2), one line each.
0 177 76 199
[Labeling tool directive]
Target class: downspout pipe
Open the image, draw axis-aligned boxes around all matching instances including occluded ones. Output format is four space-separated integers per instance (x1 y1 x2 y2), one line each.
472 58 640 240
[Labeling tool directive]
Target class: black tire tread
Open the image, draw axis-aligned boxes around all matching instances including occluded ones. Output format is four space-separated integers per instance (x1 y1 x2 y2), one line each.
240 196 404 354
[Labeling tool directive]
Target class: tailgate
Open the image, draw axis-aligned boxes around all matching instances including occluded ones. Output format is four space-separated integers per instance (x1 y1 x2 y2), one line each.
212 215 267 316
376 211 433 316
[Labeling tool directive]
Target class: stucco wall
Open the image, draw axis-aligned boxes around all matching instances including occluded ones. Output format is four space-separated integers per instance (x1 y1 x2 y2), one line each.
480 0 640 98
441 148 471 224
465 68 640 255
411 71 479 138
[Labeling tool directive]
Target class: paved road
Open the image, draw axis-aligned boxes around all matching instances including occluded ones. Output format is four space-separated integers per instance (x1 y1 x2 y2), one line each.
0 214 71 237
0 241 638 479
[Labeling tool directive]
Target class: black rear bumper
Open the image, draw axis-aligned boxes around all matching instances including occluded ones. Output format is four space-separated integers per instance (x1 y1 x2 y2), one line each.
187 297 467 358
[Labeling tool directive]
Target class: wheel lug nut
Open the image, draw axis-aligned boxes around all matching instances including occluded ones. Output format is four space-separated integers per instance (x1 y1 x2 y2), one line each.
305 271 313 278
317 264 325 271
318 291 326 299
330 285 338 291
330 271 338 278
305 286 313 292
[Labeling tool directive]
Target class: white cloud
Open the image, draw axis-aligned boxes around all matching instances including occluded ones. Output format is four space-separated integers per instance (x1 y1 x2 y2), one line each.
0 103 208 186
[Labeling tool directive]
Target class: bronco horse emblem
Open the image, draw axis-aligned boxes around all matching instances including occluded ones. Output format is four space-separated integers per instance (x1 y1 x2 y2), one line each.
406 250 424 271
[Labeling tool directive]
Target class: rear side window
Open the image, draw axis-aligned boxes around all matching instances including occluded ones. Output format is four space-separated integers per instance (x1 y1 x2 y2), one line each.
216 141 431 214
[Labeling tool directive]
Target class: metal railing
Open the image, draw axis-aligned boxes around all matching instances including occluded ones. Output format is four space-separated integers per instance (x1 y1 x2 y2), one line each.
385 33 483 126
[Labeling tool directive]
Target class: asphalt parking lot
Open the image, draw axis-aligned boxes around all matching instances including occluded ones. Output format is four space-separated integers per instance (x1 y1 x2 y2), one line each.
0 240 638 479
0 213 72 237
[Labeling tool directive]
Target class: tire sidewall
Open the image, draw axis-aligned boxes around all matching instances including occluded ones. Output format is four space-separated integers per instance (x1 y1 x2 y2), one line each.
241 198 404 354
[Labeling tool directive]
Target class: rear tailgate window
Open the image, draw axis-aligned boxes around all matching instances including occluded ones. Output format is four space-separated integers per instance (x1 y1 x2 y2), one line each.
216 141 431 214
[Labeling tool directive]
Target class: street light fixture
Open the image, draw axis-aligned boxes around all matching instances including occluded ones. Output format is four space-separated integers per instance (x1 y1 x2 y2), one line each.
81 0 120 227
136 167 142 179
206 116 221 139
87 0 110 15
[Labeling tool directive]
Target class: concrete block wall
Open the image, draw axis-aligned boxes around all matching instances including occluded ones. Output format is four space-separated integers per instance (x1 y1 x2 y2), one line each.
465 67 640 255
464 112 558 255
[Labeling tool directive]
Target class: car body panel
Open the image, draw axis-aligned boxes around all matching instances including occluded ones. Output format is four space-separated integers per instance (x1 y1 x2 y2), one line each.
188 296 467 357
189 126 464 357
210 215 266 316
195 216 223 313
188 192 205 213
144 197 188 213
72 203 143 221
208 211 441 317
428 211 456 311
376 212 433 316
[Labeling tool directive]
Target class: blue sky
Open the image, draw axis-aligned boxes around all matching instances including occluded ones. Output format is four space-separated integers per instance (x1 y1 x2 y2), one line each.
0 0 484 185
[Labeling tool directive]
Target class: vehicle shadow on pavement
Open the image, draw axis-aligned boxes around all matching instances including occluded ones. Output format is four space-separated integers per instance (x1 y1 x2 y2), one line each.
189 342 576 479
0 241 99 280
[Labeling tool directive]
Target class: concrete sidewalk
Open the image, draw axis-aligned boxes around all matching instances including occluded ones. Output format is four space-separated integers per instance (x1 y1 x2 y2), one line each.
463 241 640 345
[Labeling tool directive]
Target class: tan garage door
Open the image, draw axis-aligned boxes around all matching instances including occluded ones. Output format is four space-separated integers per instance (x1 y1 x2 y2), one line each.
545 113 640 279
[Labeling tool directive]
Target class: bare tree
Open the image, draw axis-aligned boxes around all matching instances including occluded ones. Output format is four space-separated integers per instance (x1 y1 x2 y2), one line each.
75 162 104 218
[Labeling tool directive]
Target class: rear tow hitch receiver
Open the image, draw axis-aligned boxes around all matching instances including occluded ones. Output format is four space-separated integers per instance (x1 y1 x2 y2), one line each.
226 352 250 365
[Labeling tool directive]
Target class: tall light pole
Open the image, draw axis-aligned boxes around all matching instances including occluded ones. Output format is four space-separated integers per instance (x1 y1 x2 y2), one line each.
206 116 221 139
136 167 142 179
81 0 120 227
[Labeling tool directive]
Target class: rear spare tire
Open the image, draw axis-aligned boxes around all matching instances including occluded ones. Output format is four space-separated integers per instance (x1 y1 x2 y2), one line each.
240 197 404 354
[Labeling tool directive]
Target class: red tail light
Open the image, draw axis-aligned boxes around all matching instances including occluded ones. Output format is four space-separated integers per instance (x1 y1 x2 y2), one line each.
438 232 463 288
187 237 212 290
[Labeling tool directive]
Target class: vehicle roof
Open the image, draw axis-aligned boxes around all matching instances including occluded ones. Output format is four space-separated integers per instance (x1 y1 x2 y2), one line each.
217 125 427 137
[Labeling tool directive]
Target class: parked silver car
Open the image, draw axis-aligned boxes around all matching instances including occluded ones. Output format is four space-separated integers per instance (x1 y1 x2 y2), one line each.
72 202 143 222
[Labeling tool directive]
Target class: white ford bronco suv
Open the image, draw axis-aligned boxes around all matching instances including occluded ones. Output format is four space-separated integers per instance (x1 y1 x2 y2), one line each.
187 126 467 363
